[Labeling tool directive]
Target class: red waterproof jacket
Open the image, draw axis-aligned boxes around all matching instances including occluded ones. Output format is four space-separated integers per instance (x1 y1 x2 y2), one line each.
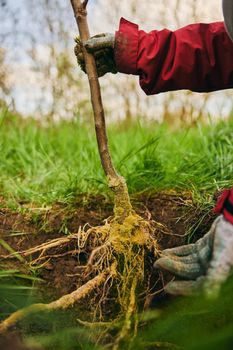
115 18 233 95
115 18 233 224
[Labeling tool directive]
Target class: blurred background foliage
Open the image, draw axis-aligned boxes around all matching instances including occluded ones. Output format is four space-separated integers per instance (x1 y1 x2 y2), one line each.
0 0 232 124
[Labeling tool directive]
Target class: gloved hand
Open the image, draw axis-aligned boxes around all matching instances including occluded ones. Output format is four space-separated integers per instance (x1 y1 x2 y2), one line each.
74 33 117 77
154 214 233 298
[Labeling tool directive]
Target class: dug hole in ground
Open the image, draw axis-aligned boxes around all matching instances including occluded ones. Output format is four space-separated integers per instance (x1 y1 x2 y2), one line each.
0 191 214 349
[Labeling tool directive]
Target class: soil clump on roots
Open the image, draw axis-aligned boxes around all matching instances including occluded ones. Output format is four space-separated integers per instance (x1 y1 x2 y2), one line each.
0 192 214 349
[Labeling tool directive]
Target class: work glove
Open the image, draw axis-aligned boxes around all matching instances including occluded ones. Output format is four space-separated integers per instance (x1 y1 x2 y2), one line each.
74 33 117 77
154 189 233 298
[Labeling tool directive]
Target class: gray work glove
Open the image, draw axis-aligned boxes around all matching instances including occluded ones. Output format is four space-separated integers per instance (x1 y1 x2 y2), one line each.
154 215 233 298
74 33 117 77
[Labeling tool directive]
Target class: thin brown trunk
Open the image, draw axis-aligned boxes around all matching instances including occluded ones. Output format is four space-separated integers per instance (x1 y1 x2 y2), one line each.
70 0 118 180
70 0 133 222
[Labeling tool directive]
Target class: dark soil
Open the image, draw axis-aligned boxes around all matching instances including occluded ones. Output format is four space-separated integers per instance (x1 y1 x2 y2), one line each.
0 192 215 298
0 191 215 349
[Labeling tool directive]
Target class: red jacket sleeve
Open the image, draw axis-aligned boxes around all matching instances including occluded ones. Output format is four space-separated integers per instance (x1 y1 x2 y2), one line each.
214 188 233 225
114 18 233 95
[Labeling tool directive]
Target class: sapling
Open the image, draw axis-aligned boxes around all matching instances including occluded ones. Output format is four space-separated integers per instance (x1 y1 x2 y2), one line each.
0 1 158 348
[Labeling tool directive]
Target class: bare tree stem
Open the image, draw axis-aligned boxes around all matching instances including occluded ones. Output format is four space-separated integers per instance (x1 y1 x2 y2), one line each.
70 0 118 181
70 0 133 221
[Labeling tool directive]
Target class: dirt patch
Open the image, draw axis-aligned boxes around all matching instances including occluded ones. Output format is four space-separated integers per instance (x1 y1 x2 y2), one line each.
0 192 214 300
0 191 215 348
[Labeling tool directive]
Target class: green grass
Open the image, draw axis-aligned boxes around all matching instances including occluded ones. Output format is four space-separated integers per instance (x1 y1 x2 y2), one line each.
0 108 233 207
1 108 233 349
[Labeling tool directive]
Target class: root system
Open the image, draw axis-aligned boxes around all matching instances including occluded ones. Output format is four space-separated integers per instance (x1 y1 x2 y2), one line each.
0 179 158 349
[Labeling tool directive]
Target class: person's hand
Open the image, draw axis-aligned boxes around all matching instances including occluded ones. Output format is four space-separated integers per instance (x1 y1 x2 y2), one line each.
74 33 117 77
154 215 233 298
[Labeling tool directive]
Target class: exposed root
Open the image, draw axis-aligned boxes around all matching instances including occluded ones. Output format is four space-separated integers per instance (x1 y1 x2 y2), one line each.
29 249 81 266
113 276 138 350
0 212 158 347
78 210 158 349
0 178 159 349
77 319 115 328
15 234 82 257
0 270 108 334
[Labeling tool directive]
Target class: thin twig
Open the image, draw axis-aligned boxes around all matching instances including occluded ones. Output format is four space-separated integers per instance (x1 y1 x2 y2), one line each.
20 234 80 257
